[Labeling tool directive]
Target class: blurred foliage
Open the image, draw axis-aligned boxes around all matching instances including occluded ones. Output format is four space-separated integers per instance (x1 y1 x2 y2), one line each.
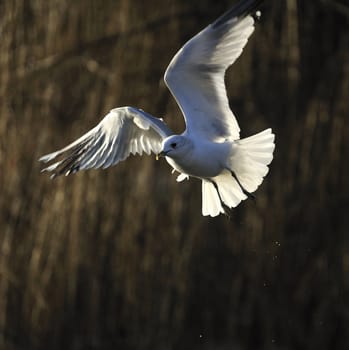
0 0 349 349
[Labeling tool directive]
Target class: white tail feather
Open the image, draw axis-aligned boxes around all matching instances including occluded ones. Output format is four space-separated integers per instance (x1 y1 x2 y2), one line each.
202 180 224 217
230 128 275 193
201 129 275 217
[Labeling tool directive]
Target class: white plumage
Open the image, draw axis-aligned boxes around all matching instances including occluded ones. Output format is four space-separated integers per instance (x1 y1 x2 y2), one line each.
40 0 275 217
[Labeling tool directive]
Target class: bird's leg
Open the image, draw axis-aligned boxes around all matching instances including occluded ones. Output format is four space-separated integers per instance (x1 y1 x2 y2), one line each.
229 170 255 201
209 179 233 218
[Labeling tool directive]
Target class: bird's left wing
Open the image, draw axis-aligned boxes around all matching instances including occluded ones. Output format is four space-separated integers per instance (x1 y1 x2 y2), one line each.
39 106 173 178
164 0 263 141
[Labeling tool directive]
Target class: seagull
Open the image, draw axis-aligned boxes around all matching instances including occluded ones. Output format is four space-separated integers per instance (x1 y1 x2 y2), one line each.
39 0 275 217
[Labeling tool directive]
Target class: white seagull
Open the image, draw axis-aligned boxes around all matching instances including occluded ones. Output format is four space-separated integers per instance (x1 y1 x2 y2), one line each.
39 0 275 217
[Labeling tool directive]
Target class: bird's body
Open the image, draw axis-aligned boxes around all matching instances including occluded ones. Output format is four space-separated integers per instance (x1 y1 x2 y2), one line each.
40 0 275 217
163 137 230 178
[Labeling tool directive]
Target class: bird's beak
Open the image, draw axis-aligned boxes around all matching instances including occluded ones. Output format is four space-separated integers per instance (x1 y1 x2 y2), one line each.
156 150 167 160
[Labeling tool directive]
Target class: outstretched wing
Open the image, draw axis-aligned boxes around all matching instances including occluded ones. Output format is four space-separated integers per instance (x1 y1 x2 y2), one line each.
164 0 262 141
39 106 173 178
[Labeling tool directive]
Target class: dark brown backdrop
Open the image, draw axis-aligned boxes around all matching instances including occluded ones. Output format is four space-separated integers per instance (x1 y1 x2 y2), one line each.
1 0 348 349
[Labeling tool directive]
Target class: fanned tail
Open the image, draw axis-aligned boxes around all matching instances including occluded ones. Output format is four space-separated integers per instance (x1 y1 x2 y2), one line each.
230 128 275 193
201 128 275 217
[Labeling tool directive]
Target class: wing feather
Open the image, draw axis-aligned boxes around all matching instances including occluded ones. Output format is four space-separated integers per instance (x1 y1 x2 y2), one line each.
164 0 263 141
39 106 173 178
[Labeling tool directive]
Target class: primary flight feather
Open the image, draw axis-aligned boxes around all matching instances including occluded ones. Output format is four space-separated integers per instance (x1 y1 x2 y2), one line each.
40 0 275 217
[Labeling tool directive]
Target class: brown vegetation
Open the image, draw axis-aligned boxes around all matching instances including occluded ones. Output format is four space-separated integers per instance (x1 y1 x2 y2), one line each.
1 0 348 349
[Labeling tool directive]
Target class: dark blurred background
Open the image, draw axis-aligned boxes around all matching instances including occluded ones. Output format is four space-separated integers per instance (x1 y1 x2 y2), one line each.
1 0 349 349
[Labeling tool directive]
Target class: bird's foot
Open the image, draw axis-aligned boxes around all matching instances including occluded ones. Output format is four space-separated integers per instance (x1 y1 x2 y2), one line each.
229 170 256 201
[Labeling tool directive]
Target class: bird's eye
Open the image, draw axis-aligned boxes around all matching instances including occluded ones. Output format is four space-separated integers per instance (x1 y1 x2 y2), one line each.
171 142 177 149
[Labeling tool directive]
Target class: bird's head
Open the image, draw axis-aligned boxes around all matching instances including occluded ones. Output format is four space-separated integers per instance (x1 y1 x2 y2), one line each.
157 135 192 160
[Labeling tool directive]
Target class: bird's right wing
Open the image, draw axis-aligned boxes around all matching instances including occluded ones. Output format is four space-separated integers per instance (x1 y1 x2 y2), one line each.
39 106 173 178
164 0 262 141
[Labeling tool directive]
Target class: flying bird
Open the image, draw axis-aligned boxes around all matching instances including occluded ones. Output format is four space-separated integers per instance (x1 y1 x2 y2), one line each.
39 0 275 217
